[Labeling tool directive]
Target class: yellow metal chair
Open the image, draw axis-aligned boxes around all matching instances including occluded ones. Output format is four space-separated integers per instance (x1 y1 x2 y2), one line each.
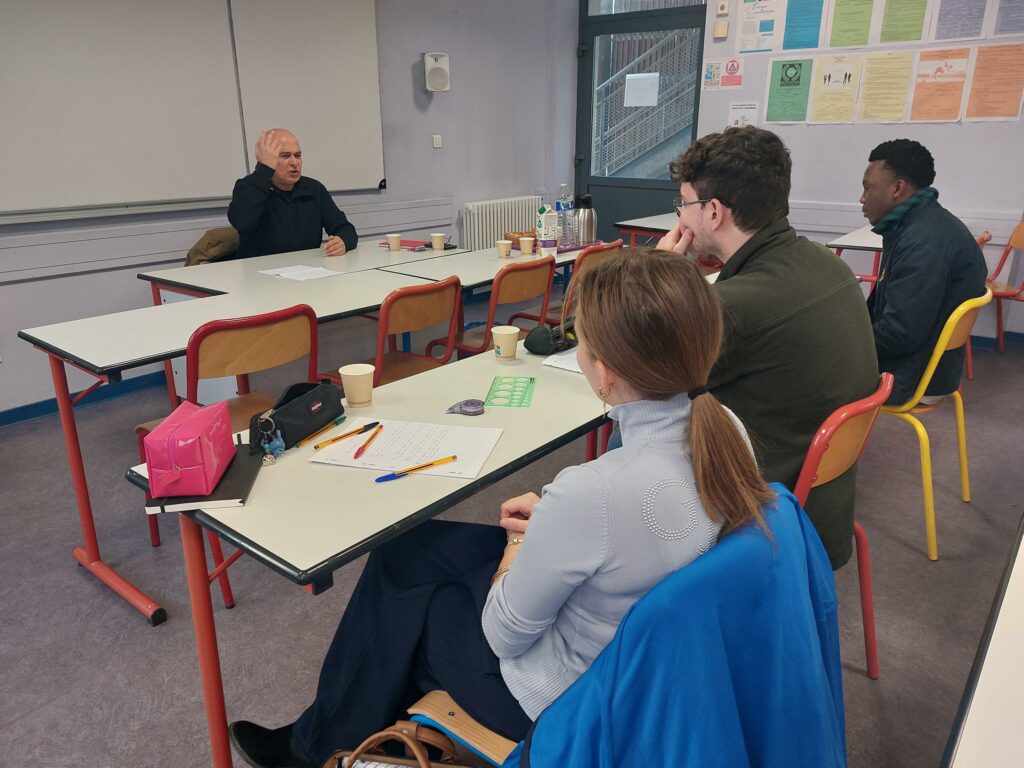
883 288 992 560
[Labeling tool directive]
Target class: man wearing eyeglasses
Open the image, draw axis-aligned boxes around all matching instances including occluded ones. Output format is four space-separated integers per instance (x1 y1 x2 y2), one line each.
657 126 877 570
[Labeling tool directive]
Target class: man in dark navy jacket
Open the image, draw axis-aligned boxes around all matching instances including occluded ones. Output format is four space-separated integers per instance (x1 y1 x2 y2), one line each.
860 140 987 405
228 129 358 259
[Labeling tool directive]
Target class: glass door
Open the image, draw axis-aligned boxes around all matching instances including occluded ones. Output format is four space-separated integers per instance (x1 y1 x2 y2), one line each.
576 1 706 242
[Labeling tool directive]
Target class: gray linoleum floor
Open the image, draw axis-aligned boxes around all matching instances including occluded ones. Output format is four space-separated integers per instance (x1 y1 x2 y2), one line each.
1 343 1022 768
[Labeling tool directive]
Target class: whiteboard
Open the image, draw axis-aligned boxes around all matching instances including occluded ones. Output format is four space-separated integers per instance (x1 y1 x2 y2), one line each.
232 0 385 192
0 0 384 216
0 0 246 212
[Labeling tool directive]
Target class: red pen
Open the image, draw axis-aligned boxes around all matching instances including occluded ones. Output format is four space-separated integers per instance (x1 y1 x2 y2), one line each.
353 423 384 459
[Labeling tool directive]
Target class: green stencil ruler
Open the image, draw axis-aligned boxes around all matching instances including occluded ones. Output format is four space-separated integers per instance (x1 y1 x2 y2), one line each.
484 376 536 407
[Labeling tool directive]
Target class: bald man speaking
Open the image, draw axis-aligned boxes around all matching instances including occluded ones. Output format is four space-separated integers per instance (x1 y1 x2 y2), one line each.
228 129 358 259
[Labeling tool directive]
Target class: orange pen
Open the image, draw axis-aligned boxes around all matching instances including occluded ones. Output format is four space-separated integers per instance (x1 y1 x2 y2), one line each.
353 423 384 459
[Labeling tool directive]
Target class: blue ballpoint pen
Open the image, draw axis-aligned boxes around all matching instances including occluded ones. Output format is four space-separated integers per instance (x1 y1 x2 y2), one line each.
375 455 457 482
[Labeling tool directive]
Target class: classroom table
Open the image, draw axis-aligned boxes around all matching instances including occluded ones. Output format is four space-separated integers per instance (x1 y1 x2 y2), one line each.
376 246 582 289
615 212 676 246
138 242 466 299
163 344 605 767
827 225 882 284
17 270 435 625
942 512 1024 767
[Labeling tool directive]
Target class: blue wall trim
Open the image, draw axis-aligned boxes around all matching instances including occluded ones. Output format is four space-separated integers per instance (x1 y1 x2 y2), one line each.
0 371 166 429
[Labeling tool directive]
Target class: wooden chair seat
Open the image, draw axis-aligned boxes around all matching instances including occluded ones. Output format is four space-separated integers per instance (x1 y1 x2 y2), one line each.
988 279 1023 298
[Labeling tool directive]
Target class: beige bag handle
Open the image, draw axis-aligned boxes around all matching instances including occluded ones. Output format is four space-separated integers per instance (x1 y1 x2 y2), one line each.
321 721 460 768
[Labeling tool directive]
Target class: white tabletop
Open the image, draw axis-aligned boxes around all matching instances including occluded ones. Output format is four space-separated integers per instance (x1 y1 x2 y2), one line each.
826 226 882 251
138 243 462 295
378 247 579 288
19 269 432 374
946 518 1024 766
615 212 676 233
194 345 604 583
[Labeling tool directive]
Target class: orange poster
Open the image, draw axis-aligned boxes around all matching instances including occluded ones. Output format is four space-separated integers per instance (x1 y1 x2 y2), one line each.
966 43 1024 120
910 48 969 122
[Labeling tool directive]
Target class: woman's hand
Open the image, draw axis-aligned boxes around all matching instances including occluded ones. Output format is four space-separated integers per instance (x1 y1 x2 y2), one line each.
499 492 540 535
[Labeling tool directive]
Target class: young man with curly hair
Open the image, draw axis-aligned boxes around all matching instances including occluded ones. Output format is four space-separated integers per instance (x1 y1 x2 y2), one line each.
658 126 878 569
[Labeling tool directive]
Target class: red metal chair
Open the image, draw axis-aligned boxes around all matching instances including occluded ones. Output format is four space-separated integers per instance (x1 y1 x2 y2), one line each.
964 230 993 380
371 276 462 386
793 372 894 680
427 257 556 359
508 240 624 328
984 222 1024 354
136 304 319 607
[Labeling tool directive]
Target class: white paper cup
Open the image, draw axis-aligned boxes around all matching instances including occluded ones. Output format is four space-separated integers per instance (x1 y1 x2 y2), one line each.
497 239 513 258
491 325 520 360
385 233 402 252
339 363 375 407
519 236 535 255
430 232 446 250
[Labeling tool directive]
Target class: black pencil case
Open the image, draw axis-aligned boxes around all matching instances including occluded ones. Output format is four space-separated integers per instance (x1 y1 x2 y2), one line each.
249 380 344 454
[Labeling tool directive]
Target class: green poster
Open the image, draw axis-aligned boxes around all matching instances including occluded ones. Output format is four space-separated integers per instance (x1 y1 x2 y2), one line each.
766 59 812 122
830 0 873 48
880 0 927 43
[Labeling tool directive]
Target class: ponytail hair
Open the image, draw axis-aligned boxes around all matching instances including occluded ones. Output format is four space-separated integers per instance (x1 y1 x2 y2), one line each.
573 248 773 536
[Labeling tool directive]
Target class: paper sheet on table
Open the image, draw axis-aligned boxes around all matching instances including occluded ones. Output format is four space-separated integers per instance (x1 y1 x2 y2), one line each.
309 417 502 479
258 265 342 280
542 348 582 374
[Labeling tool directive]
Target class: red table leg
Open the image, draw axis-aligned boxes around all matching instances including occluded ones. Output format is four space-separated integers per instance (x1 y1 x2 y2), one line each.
49 354 166 625
180 515 233 768
150 282 183 409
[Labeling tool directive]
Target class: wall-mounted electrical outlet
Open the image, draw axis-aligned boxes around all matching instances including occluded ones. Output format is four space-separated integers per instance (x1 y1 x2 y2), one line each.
432 134 443 149
716 1 730 16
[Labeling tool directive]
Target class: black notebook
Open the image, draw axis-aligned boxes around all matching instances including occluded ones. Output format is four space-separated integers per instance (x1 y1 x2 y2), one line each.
139 444 263 515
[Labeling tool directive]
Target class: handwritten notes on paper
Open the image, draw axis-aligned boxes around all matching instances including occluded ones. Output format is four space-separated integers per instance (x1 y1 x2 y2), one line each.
310 417 502 480
966 44 1024 120
910 48 969 122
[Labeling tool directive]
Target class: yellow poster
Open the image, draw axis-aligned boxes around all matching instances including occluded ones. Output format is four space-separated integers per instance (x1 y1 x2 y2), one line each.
857 51 915 123
910 48 969 122
810 55 863 123
966 44 1024 120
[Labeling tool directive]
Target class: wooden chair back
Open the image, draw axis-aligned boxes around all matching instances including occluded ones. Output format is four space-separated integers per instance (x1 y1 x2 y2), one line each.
185 304 318 402
380 276 461 336
561 239 624 320
987 221 1024 283
482 256 556 332
793 373 894 504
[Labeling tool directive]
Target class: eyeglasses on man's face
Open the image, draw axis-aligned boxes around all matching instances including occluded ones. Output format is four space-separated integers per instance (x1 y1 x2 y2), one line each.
673 197 711 215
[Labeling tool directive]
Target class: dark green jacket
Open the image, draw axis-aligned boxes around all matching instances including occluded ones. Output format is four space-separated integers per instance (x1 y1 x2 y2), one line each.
710 218 878 568
867 195 987 405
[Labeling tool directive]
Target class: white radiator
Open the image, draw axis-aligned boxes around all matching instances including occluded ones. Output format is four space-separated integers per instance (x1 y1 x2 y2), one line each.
462 195 541 251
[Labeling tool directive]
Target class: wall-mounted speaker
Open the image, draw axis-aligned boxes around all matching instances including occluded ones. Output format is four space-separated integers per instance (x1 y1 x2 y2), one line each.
423 52 450 93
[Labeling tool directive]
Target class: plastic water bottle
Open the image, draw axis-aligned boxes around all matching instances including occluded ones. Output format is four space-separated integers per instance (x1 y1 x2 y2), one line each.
555 184 576 249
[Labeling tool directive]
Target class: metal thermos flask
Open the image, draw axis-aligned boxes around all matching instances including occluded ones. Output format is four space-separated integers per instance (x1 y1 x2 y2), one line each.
575 194 597 244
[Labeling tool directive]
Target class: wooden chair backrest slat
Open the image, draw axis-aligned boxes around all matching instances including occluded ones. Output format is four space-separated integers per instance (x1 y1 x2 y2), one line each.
194 314 313 380
384 282 460 335
812 410 882 489
495 260 555 305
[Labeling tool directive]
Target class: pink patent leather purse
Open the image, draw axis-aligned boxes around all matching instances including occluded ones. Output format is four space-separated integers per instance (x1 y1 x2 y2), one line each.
144 401 234 498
